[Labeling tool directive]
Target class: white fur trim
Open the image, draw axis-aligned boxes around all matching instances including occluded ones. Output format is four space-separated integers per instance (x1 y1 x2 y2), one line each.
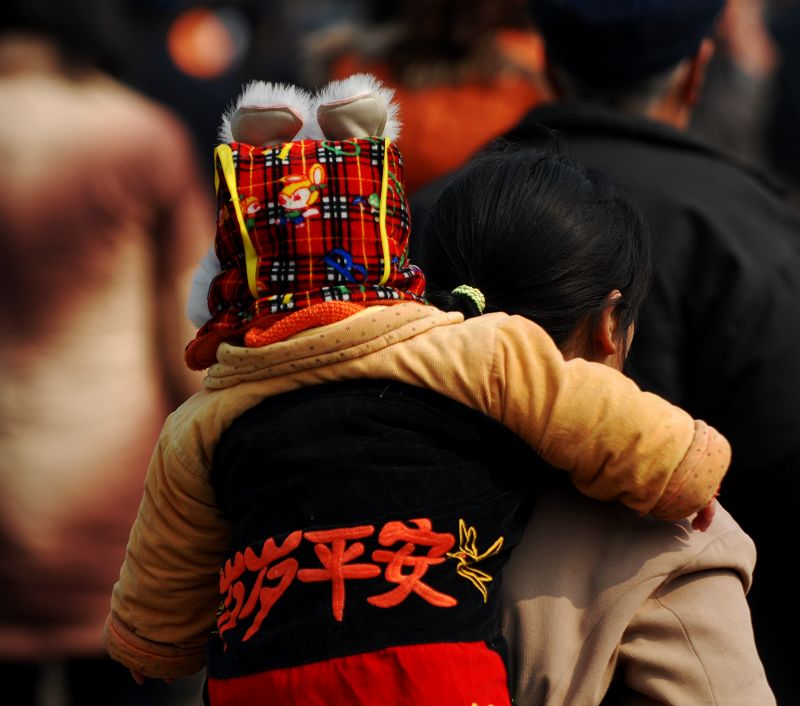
187 244 222 328
217 81 317 143
314 73 401 141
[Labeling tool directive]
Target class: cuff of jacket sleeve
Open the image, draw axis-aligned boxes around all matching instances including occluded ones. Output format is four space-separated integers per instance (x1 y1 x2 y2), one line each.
649 420 731 520
103 611 207 679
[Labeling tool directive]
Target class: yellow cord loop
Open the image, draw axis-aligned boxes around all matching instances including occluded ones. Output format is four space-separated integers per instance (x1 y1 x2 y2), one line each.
377 137 392 286
214 144 259 299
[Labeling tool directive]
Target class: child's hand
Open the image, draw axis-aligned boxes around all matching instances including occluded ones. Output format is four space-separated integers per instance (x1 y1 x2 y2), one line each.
691 486 721 532
691 501 716 532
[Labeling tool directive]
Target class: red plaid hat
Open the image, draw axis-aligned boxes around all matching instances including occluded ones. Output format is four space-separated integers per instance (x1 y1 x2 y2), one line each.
185 137 426 370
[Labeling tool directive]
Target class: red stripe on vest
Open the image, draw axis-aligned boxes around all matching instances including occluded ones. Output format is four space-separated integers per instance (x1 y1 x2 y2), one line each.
206 641 512 705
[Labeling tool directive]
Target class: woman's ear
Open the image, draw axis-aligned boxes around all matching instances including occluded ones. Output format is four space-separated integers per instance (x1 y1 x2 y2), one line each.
590 290 626 368
561 290 630 367
683 37 715 110
593 305 619 357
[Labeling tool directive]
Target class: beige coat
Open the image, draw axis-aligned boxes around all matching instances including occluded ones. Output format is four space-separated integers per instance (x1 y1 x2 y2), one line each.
502 483 775 705
105 303 730 679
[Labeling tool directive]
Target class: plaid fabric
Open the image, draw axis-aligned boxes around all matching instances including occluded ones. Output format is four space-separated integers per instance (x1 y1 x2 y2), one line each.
186 138 426 370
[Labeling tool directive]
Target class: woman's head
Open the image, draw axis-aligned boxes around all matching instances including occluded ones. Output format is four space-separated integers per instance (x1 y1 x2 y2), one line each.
419 140 652 363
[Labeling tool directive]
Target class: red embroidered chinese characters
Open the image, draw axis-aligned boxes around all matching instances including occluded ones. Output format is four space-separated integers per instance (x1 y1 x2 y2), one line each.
368 519 457 608
216 516 503 646
296 525 381 621
218 530 302 644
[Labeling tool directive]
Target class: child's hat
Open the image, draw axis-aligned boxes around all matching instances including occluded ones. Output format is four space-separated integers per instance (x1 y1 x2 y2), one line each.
185 74 425 371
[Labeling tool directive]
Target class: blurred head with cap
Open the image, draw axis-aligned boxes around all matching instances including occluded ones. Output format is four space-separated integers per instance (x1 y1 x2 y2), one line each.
529 0 725 128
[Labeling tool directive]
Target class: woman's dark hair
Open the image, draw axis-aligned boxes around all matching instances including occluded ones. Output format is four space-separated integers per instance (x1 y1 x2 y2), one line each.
419 140 653 351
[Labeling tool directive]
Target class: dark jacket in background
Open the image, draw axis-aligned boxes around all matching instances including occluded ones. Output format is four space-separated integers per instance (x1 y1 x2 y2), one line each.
412 102 800 702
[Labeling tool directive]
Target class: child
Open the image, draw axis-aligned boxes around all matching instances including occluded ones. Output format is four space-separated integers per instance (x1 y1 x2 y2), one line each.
104 75 727 705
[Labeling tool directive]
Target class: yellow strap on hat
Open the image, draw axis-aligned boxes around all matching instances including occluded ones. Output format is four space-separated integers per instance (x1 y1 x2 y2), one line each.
377 137 392 286
214 143 259 299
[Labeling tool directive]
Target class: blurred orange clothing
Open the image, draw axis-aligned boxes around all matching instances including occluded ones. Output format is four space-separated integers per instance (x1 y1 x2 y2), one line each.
331 30 548 195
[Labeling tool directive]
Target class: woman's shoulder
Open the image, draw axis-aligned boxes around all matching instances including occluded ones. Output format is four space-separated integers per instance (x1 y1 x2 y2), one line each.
504 482 755 603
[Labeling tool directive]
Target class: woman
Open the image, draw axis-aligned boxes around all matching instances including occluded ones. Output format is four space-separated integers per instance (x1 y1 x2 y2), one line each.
105 83 734 705
418 143 775 705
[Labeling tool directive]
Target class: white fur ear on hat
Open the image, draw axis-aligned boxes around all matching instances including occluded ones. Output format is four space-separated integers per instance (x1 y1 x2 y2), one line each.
315 73 401 141
187 244 222 328
218 80 320 145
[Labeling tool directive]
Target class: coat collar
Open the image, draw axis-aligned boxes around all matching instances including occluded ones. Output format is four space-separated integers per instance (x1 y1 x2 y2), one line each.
505 101 786 195
204 303 461 390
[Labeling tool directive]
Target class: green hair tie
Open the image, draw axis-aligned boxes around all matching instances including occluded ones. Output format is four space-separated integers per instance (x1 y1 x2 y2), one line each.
451 284 486 315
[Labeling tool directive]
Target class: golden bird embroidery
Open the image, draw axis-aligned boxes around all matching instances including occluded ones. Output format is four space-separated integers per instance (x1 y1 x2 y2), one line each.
447 519 504 602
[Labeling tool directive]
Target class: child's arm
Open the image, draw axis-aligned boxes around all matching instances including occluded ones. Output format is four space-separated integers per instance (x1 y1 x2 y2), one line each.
298 308 730 522
487 315 729 521
203 306 729 523
103 411 232 679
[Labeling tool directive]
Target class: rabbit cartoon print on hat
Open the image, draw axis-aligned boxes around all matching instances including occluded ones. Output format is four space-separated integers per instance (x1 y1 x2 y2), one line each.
276 162 327 225
185 74 424 370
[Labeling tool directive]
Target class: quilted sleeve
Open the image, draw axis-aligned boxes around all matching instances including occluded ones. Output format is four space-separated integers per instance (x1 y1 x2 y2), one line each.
103 414 232 678
488 316 730 520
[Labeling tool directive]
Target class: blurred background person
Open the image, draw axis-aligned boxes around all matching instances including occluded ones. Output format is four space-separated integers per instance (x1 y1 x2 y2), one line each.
764 0 800 198
300 0 551 195
688 0 800 201
690 0 779 173
0 0 213 703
